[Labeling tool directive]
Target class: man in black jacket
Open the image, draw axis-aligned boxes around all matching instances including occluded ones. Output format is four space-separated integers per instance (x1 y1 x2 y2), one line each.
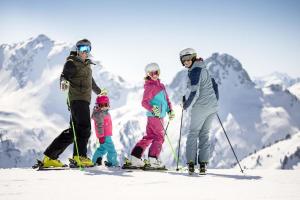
42 39 106 167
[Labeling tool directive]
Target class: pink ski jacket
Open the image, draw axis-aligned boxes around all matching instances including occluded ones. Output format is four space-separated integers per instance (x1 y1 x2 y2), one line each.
92 109 112 138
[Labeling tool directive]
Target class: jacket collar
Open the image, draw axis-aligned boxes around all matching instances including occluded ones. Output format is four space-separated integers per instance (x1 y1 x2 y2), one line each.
189 60 205 71
145 79 161 86
67 51 95 65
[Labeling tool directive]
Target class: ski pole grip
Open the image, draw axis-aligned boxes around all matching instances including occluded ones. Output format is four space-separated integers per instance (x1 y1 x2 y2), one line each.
182 96 186 103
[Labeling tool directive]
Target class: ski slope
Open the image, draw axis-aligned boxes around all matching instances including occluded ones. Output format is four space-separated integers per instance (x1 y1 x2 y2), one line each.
240 132 300 169
0 168 299 200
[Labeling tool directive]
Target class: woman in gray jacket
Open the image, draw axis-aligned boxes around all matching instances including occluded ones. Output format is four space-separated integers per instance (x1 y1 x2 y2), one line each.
180 48 218 175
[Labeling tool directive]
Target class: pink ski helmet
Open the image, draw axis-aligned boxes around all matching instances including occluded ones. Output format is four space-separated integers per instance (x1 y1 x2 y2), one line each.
96 95 110 105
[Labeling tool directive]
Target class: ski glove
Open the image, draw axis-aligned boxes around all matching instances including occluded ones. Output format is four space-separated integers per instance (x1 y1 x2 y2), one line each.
60 79 69 91
168 110 175 120
99 137 105 144
180 96 186 108
99 88 108 96
152 105 160 117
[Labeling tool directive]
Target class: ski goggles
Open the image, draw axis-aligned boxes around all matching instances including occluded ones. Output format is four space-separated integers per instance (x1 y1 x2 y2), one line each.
77 45 91 53
180 54 194 63
96 103 109 108
148 70 160 77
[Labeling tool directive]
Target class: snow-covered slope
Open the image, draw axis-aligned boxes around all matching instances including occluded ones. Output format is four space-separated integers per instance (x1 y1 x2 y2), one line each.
1 35 300 169
288 82 300 100
240 132 300 169
0 168 299 200
254 72 300 89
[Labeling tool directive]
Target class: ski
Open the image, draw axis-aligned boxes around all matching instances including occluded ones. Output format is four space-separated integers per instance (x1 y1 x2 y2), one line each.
143 165 168 171
36 167 70 171
122 164 167 171
121 164 144 170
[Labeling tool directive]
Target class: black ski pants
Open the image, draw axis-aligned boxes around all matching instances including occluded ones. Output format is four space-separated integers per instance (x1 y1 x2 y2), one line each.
44 100 91 159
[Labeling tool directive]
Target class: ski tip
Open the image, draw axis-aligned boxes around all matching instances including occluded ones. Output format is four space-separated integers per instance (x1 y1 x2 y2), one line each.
32 159 43 169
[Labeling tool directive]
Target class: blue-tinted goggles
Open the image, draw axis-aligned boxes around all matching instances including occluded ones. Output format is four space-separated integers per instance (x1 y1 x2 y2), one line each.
77 45 91 53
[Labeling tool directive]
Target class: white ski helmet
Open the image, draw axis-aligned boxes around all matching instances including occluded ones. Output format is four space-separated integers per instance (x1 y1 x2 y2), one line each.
145 62 160 74
179 48 197 65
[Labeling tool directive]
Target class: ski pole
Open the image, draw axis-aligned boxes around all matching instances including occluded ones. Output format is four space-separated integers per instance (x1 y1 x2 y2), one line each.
176 98 185 171
67 94 83 171
216 114 244 173
158 119 178 164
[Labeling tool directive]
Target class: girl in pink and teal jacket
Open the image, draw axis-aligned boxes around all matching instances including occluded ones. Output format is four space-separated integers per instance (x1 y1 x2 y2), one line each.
92 95 118 167
129 63 175 168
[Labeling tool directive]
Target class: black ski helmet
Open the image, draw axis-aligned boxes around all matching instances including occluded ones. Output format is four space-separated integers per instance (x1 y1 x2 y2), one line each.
76 39 92 50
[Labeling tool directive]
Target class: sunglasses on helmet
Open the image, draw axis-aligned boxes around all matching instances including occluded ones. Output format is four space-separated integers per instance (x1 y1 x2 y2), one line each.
148 70 160 77
77 45 91 53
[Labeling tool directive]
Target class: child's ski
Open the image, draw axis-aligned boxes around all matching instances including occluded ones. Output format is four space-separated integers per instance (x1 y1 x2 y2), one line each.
143 164 167 171
121 164 144 170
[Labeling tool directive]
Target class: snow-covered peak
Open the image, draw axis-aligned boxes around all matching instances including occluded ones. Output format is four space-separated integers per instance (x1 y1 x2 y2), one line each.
0 34 57 87
24 34 54 48
254 71 300 89
288 82 300 100
206 53 255 89
0 34 128 92
168 53 255 104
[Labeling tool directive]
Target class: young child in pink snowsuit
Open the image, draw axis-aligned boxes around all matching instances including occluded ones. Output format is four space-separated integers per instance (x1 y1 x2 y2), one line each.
129 63 175 168
92 95 118 167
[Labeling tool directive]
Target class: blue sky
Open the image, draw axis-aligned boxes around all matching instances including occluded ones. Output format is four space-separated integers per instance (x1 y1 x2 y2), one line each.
1 0 300 83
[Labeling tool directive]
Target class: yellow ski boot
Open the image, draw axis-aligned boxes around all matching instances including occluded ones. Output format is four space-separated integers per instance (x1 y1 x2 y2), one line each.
42 156 65 168
73 156 94 167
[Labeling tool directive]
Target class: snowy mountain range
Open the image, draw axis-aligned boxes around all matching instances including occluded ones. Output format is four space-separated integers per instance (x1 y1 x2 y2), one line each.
254 72 300 89
1 35 300 169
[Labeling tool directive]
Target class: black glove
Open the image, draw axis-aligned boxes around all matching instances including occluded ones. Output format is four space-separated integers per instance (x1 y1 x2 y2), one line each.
182 96 187 110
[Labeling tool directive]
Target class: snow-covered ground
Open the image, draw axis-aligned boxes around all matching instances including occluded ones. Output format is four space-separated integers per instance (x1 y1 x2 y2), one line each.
0 168 299 200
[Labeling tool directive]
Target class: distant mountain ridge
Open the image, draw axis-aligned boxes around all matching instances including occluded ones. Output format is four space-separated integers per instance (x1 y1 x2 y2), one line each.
254 72 300 89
